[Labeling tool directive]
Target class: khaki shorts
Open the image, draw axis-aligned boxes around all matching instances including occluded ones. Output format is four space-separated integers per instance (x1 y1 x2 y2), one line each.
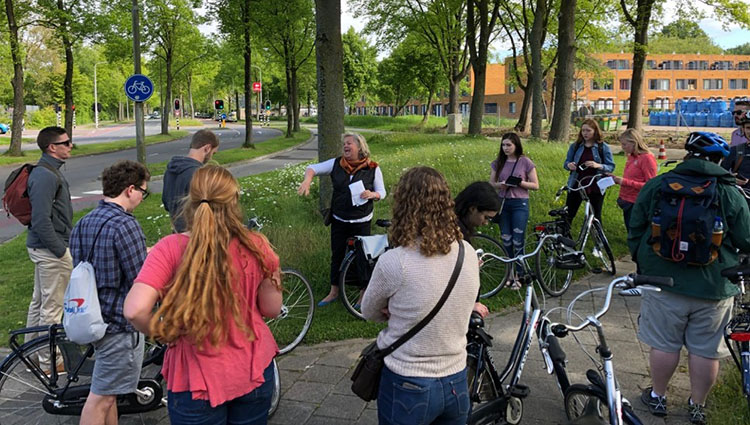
638 290 733 359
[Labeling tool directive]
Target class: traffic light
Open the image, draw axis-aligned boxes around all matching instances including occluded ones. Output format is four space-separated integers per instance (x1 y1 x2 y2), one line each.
71 104 76 111
214 99 224 110
174 99 180 110
264 100 271 111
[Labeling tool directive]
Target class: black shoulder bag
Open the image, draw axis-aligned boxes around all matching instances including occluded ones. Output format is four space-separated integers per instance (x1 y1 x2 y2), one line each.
350 242 465 401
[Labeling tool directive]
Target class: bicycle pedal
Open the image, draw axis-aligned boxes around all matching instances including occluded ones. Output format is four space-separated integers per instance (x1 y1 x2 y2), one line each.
554 259 586 270
510 384 530 399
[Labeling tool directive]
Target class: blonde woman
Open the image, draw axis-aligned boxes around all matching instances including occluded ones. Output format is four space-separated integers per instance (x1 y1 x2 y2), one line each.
362 167 479 425
124 166 282 425
609 128 657 230
297 133 386 307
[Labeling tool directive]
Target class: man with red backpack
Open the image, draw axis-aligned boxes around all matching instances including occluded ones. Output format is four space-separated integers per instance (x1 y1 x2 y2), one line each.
25 126 74 373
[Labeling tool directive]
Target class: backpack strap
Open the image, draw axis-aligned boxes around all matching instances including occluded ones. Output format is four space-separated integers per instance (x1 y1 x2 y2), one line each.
734 144 746 174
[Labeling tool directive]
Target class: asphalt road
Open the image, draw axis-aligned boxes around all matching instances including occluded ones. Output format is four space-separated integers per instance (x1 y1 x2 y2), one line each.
0 123 284 243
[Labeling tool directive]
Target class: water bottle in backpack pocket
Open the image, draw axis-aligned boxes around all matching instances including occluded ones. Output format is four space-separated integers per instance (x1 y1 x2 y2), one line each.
649 172 723 265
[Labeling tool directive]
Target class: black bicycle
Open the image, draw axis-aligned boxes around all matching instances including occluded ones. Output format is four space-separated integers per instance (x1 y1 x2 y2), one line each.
721 263 750 412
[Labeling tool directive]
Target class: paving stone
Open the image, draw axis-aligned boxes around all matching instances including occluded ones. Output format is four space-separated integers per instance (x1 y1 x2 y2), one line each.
279 368 302 393
315 345 362 369
284 380 333 404
303 417 355 425
354 406 379 425
314 393 367 420
278 351 324 371
268 399 315 425
299 364 350 384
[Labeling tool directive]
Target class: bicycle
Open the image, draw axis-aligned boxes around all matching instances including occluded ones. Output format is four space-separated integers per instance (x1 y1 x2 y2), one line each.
466 233 576 425
338 218 391 319
548 273 673 425
126 80 151 96
534 174 616 297
721 263 750 412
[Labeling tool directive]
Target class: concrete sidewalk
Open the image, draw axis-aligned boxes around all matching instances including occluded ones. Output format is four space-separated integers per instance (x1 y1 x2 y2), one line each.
266 259 695 425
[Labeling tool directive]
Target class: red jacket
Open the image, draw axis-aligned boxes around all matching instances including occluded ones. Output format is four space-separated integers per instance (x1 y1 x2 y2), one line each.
618 152 657 203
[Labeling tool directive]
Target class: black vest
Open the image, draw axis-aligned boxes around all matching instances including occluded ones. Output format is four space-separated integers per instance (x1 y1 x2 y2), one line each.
330 157 376 220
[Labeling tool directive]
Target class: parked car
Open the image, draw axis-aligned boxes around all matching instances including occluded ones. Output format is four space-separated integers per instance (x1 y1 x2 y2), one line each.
147 112 161 120
0 123 9 134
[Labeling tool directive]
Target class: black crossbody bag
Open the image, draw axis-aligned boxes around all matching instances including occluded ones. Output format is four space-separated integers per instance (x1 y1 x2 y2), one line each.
350 242 465 401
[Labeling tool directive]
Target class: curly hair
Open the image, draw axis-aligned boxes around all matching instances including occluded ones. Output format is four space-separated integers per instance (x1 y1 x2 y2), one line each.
389 166 463 256
150 165 278 349
101 160 151 198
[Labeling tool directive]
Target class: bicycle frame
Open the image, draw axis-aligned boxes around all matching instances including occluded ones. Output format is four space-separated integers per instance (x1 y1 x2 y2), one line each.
724 272 750 408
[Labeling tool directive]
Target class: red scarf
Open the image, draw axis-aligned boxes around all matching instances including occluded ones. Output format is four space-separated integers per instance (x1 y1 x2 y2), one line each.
339 156 378 175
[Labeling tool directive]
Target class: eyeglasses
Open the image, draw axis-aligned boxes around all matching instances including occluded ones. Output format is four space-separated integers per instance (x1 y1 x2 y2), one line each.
51 139 72 147
734 110 746 115
133 186 150 200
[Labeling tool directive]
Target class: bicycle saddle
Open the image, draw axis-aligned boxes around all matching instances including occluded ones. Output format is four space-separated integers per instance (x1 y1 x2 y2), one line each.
548 206 569 218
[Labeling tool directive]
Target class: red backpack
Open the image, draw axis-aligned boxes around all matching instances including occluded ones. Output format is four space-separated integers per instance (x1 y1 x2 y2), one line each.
2 162 60 225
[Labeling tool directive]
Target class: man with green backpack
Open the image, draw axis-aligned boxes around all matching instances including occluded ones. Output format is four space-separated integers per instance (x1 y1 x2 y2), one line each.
628 132 750 425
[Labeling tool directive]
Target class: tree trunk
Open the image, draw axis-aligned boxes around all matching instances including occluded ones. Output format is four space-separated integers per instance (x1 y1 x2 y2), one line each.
61 29 74 138
235 90 241 121
118 100 123 121
448 78 460 115
548 0 576 142
243 0 253 148
468 63 486 135
625 0 656 130
4 0 23 156
422 89 434 123
529 0 546 138
515 88 532 133
466 0 500 135
315 0 345 211
285 66 293 137
292 67 300 132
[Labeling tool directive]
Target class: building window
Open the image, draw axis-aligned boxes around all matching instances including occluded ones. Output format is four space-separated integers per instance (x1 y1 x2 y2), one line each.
662 99 670 110
575 79 584 91
648 99 655 109
730 79 748 90
509 84 516 94
687 60 708 70
591 79 613 90
711 61 733 70
618 100 630 112
703 79 723 90
648 79 670 90
738 61 750 70
619 79 631 90
661 60 683 70
605 99 614 110
484 103 498 114
605 60 617 69
509 102 517 114
617 60 630 69
675 79 697 90
646 60 656 69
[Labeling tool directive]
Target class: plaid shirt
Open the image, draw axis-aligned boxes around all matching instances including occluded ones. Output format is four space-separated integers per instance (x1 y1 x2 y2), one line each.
70 200 147 334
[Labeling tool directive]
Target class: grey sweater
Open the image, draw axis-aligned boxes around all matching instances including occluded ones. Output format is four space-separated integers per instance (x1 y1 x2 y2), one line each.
26 153 73 257
362 240 480 377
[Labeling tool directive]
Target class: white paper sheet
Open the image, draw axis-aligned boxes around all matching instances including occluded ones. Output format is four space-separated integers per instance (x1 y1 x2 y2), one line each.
597 176 615 195
350 180 367 206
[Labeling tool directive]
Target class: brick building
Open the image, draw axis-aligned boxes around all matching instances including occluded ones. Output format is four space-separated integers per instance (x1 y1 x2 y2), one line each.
354 53 750 119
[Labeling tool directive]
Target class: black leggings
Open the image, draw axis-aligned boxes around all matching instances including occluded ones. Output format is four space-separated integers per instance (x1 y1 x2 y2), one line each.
329 219 371 287
565 189 604 225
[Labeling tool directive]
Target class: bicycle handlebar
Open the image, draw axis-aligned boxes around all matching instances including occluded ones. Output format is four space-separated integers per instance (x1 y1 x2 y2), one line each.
721 264 750 281
551 274 673 334
477 233 572 265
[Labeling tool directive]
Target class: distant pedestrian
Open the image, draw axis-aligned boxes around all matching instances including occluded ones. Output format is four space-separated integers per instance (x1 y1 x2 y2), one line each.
563 119 615 224
722 110 750 195
609 128 656 231
73 160 150 425
25 126 74 373
125 166 283 425
297 132 386 308
162 129 220 232
362 166 479 425
730 100 749 147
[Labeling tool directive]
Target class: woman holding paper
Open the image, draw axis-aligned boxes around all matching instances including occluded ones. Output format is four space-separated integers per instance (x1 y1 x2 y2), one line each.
489 132 539 262
563 119 615 224
297 133 386 306
608 128 656 231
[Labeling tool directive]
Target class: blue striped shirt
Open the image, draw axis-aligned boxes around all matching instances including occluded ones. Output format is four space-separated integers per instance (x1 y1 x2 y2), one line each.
70 200 147 334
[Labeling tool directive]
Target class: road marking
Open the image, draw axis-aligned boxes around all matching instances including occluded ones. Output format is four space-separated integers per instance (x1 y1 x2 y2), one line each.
149 153 159 156
82 190 103 195
71 196 82 200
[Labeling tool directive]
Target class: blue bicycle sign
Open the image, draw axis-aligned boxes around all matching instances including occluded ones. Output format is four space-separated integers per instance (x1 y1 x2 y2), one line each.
124 74 154 102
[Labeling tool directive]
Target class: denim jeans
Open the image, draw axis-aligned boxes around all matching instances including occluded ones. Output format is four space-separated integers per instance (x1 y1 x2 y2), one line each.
377 365 469 425
167 361 275 425
498 198 530 258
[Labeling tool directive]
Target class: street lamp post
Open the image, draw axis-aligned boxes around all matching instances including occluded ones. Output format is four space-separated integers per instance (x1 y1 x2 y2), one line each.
94 61 106 129
252 65 262 121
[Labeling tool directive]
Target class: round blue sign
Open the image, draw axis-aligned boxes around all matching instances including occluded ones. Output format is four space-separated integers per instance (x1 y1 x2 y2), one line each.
124 74 154 102
221 113 227 119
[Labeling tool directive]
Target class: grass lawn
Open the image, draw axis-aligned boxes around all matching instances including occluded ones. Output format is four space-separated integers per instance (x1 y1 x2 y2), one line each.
147 127 310 176
302 114 521 133
709 365 750 424
0 131 190 166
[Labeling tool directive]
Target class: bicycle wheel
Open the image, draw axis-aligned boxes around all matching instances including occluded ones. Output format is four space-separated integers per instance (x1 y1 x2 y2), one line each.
564 384 608 421
586 221 616 275
0 334 85 424
265 269 315 355
466 351 499 403
339 254 367 320
535 235 574 297
268 358 280 417
470 234 511 299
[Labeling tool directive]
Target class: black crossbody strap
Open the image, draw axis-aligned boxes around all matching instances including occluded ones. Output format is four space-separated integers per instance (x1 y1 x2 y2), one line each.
380 241 465 357
84 215 117 263
500 159 520 199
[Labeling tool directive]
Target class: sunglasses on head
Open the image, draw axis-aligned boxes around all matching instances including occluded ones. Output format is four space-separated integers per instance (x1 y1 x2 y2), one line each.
52 139 72 147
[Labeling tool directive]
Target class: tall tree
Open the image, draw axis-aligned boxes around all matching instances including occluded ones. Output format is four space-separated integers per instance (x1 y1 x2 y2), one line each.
528 0 549 138
4 0 29 156
355 0 470 116
548 0 575 142
251 0 315 136
466 0 501 135
342 27 377 114
315 0 344 211
620 0 657 130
